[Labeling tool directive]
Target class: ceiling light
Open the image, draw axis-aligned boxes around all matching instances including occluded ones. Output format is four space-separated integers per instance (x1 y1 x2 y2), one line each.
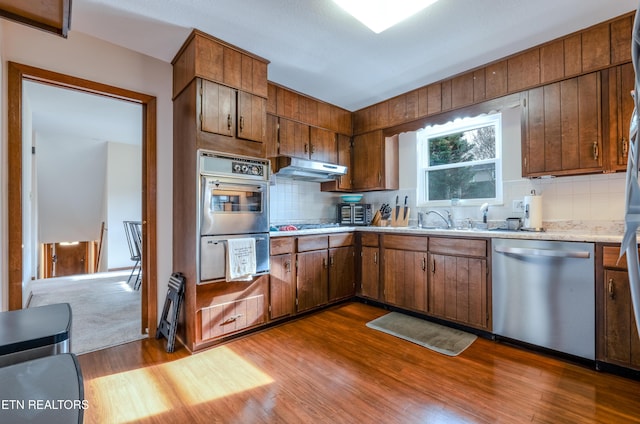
333 0 439 34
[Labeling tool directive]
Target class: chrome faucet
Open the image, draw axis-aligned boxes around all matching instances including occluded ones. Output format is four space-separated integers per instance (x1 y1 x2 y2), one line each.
425 210 454 228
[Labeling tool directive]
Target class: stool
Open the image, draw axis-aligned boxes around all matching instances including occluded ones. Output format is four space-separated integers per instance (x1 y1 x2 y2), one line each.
156 273 185 353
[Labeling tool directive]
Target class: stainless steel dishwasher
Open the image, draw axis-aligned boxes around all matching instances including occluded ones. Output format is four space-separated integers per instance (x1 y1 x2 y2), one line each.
492 238 595 360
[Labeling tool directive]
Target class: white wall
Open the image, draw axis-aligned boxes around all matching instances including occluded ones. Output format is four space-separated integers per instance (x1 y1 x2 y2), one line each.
107 142 141 269
0 22 173 316
36 133 108 243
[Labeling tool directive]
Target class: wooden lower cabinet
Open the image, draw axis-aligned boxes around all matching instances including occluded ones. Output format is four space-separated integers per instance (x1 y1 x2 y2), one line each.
297 249 329 312
269 237 296 320
195 276 269 346
598 245 640 371
359 233 380 299
428 237 489 330
383 249 428 312
269 253 295 319
329 245 356 301
381 235 428 313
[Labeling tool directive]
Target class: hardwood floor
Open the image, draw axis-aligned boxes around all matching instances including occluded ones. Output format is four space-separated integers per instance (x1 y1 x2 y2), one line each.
78 302 640 423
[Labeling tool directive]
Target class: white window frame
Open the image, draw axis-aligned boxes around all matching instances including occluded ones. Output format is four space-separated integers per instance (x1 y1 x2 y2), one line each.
416 113 503 207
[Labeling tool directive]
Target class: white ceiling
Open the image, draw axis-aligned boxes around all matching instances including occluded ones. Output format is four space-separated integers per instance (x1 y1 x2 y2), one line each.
71 0 639 111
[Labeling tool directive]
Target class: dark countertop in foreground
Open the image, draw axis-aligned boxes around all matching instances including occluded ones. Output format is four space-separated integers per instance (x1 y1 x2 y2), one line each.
270 225 625 243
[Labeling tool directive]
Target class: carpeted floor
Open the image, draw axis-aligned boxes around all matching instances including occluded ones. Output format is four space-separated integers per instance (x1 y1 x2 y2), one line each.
29 271 147 355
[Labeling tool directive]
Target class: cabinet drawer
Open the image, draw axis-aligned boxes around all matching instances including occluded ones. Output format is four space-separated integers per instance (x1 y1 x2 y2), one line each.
199 295 265 340
382 234 428 251
271 237 295 255
360 233 379 247
297 235 329 252
330 233 354 248
602 245 640 269
430 237 486 257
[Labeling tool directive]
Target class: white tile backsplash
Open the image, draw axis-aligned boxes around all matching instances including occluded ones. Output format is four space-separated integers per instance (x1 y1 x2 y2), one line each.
269 172 626 228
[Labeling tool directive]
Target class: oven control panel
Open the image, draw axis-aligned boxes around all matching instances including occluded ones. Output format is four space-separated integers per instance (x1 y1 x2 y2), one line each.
199 150 270 181
232 162 264 177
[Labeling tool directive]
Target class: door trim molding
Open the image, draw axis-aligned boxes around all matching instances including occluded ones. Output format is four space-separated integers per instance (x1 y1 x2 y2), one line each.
7 62 158 336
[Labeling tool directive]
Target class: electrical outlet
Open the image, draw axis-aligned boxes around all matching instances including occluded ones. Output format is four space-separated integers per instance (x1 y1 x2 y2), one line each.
512 199 525 213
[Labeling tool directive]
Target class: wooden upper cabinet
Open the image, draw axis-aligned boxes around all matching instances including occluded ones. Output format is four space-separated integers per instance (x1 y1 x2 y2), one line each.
540 40 565 84
172 30 269 99
267 83 277 115
278 117 310 158
237 91 267 143
522 72 603 177
309 127 337 163
321 134 352 192
508 49 540 93
485 61 508 99
473 69 486 103
611 15 633 65
604 63 634 172
0 0 71 38
563 34 582 77
201 80 234 137
352 131 398 191
582 23 611 73
451 72 475 109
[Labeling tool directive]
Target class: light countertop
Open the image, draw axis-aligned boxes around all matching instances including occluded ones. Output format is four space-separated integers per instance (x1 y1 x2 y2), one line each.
270 224 626 243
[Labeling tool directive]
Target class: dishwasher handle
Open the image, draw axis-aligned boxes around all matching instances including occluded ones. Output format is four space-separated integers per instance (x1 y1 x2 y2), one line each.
494 245 591 259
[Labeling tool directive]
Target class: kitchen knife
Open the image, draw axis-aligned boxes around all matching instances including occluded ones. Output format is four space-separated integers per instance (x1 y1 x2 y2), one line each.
403 196 408 220
395 195 400 221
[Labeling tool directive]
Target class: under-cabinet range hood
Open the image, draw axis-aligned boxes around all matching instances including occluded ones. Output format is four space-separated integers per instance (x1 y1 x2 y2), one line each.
272 156 347 182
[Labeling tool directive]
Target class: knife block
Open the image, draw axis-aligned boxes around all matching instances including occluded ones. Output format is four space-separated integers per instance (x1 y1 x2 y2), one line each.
391 208 410 227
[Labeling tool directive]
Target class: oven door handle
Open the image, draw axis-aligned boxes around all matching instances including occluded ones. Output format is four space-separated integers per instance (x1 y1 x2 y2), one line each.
210 183 264 192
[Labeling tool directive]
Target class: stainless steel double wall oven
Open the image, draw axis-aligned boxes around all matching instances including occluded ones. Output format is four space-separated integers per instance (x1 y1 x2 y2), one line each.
198 150 270 283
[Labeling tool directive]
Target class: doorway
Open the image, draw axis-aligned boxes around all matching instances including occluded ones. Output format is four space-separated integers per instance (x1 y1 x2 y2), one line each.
7 62 158 336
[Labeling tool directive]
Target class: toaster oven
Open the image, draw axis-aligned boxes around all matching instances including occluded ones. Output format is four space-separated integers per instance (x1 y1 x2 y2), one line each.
337 203 373 226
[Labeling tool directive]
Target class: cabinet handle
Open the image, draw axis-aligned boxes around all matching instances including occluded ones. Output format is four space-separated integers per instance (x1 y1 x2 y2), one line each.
431 258 436 273
608 278 615 299
285 260 291 273
304 143 309 154
322 257 327 269
239 116 244 132
374 252 377 264
222 314 243 324
421 257 426 271
311 144 316 155
623 138 629 157
227 114 232 131
378 171 382 184
592 141 599 160
330 256 335 267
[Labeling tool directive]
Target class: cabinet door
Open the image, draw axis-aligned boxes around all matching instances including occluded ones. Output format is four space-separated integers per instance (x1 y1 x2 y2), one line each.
279 118 310 158
237 90 266 143
296 250 328 312
270 254 295 320
361 246 380 299
605 63 634 172
603 269 640 369
329 246 355 301
352 131 398 191
522 72 602 177
310 127 337 163
429 253 488 329
201 80 234 137
383 248 427 312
